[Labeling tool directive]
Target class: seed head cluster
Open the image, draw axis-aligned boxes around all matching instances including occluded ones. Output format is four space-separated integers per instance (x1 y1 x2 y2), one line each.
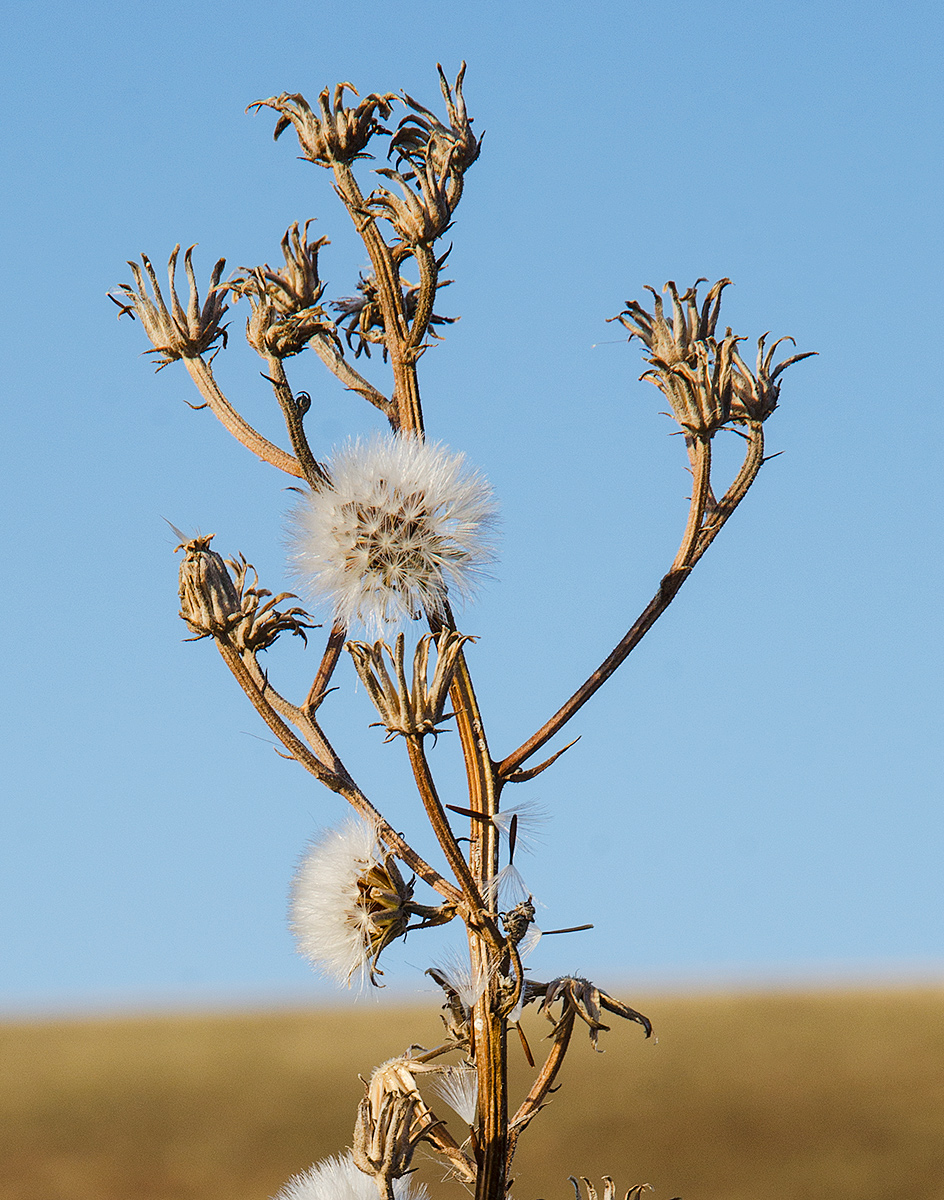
291 434 497 633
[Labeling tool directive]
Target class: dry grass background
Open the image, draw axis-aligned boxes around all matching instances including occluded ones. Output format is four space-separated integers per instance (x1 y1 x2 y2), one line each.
2 987 943 1200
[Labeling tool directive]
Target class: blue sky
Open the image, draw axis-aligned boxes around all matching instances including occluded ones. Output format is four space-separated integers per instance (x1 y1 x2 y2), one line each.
2 0 942 1014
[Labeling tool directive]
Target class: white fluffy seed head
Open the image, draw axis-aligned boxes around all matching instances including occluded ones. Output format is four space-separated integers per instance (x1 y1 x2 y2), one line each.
290 816 394 988
290 433 498 634
274 1151 429 1200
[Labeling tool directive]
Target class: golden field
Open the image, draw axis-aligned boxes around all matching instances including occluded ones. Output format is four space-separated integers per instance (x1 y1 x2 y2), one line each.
2 987 943 1200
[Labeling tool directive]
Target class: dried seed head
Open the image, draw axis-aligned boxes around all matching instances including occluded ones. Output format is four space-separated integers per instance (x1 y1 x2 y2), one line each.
392 63 481 210
612 280 813 436
110 246 228 369
176 534 242 639
175 536 313 651
730 333 816 422
346 630 473 740
569 1178 653 1200
249 84 395 166
369 153 454 246
526 975 652 1050
225 554 315 652
353 1089 423 1183
224 222 339 358
332 269 455 360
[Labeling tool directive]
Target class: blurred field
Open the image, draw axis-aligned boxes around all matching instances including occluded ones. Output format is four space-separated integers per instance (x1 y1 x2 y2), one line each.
2 987 943 1200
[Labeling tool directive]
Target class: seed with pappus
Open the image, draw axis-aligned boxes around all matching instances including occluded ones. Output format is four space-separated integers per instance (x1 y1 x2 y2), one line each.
290 433 497 633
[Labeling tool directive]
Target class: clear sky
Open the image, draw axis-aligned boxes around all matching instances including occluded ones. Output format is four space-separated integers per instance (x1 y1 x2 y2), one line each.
2 0 942 1015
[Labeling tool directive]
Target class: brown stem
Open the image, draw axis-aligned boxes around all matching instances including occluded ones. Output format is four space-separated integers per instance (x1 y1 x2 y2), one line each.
332 163 424 435
308 332 393 417
263 357 330 488
498 425 761 778
404 735 488 920
183 356 302 477
406 242 439 352
505 1009 576 1169
672 436 711 570
215 638 463 907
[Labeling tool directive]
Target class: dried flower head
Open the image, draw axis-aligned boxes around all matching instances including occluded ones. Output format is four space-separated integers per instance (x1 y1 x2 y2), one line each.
526 976 652 1050
730 333 816 422
250 85 395 166
392 63 481 209
274 1152 429 1200
569 1178 654 1200
346 630 473 740
224 221 338 358
290 434 497 633
358 1058 476 1185
613 280 812 436
290 816 413 986
369 154 454 246
176 534 241 640
332 269 455 359
176 534 313 652
109 246 228 369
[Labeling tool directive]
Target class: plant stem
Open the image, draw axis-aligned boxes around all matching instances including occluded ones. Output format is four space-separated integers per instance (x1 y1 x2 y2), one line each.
183 356 302 477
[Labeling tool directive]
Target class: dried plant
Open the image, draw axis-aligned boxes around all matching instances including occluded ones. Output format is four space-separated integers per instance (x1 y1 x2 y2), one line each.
111 61 813 1200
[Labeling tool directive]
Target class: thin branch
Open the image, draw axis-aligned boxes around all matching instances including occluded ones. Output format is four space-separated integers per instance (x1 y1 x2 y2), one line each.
215 637 463 907
308 332 393 416
183 356 303 477
263 358 330 488
505 1008 576 1169
404 734 492 929
498 424 763 778
332 162 424 435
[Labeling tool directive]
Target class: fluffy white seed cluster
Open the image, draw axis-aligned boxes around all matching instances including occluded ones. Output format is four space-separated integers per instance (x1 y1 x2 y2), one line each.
290 816 386 987
274 1151 429 1200
291 433 497 633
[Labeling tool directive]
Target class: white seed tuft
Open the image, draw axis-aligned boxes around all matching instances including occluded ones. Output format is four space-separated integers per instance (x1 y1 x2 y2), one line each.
290 433 498 634
290 816 385 988
273 1151 429 1200
429 1065 479 1126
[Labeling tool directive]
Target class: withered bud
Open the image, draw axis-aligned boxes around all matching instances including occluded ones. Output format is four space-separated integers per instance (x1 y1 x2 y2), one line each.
355 1058 475 1186
249 84 395 166
224 223 338 358
176 535 314 651
730 333 816 422
353 1090 423 1183
177 534 242 639
109 246 228 370
346 630 474 741
369 148 454 245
